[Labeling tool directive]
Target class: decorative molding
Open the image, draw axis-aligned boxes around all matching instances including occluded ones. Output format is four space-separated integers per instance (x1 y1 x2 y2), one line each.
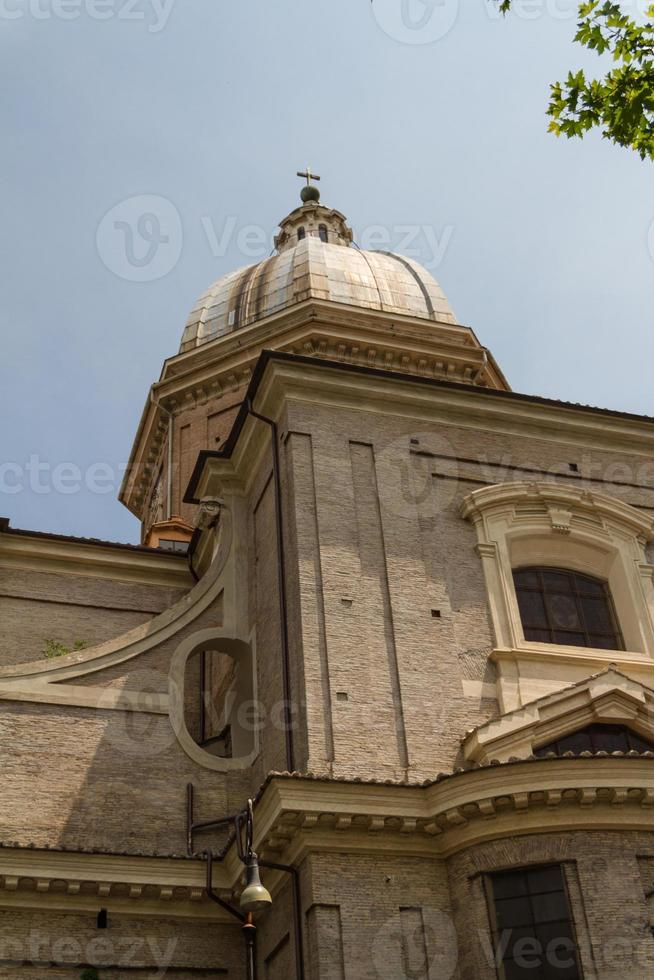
461 481 654 539
119 299 511 518
250 762 654 864
0 532 192 589
462 665 654 763
460 481 654 711
0 502 237 725
3 760 654 918
0 848 232 921
168 629 259 773
0 684 169 714
196 496 224 530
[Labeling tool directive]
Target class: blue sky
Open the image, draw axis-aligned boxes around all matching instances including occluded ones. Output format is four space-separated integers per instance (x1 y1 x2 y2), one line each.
1 0 652 542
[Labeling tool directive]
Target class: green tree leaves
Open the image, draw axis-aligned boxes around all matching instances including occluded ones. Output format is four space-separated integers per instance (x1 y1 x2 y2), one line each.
496 1 654 160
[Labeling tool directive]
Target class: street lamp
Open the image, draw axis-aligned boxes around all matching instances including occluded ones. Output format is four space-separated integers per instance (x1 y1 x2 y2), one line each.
240 853 273 912
187 787 272 980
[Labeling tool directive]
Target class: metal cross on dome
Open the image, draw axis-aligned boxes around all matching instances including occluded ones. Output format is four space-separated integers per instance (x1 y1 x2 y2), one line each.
297 166 321 187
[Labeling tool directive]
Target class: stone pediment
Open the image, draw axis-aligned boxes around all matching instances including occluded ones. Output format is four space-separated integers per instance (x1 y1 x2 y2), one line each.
462 666 654 763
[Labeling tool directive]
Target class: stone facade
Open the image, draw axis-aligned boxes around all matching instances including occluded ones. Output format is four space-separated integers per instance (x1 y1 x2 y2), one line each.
1 194 654 978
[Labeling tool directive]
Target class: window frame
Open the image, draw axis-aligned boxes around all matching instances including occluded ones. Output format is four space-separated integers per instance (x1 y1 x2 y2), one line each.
512 566 624 651
158 538 190 554
461 482 654 712
460 481 654 658
485 863 584 980
533 721 654 757
461 664 654 763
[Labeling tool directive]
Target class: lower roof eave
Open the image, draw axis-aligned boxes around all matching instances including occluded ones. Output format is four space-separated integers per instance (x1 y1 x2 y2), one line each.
248 757 654 862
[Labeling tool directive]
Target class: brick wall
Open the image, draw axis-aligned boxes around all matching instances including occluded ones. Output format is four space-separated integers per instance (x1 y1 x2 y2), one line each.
0 907 244 978
0 568 188 666
448 830 654 980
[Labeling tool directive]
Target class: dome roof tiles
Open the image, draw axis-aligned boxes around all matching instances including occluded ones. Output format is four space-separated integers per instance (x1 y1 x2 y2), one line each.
180 235 457 353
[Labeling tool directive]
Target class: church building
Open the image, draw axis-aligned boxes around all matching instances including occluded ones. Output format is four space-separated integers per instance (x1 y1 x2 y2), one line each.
2 179 654 979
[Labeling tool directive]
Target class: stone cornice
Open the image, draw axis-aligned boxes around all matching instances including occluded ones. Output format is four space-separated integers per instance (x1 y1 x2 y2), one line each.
462 666 654 763
249 355 654 457
461 481 654 540
252 759 654 863
3 760 654 917
187 356 654 513
0 529 192 589
120 301 508 518
256 756 654 861
0 847 232 921
0 509 232 686
161 299 498 387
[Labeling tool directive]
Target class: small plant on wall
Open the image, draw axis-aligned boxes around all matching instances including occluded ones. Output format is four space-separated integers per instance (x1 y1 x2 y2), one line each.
43 639 87 659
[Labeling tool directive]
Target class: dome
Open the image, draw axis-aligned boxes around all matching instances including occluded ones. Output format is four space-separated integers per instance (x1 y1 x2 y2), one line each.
180 200 457 353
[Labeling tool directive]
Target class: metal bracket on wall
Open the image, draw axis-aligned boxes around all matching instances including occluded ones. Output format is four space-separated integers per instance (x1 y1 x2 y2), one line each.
186 782 251 859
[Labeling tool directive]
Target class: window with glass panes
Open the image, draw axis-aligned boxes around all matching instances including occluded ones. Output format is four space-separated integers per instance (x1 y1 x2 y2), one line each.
513 568 623 650
488 864 582 979
158 538 189 554
534 723 654 757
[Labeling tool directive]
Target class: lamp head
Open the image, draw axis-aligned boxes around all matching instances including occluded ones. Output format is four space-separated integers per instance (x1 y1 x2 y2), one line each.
239 854 272 913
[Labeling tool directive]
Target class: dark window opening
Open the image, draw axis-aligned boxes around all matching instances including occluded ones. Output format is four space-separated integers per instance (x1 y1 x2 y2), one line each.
513 567 623 650
318 223 328 243
198 650 234 759
535 723 654 757
297 226 306 241
184 650 237 759
488 864 582 979
158 538 189 554
201 723 232 758
183 642 256 763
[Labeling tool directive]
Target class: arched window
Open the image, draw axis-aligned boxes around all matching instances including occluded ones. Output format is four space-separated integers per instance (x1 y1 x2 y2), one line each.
460 482 654 671
171 631 258 771
318 223 328 243
534 723 654 757
513 567 624 650
297 226 306 241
